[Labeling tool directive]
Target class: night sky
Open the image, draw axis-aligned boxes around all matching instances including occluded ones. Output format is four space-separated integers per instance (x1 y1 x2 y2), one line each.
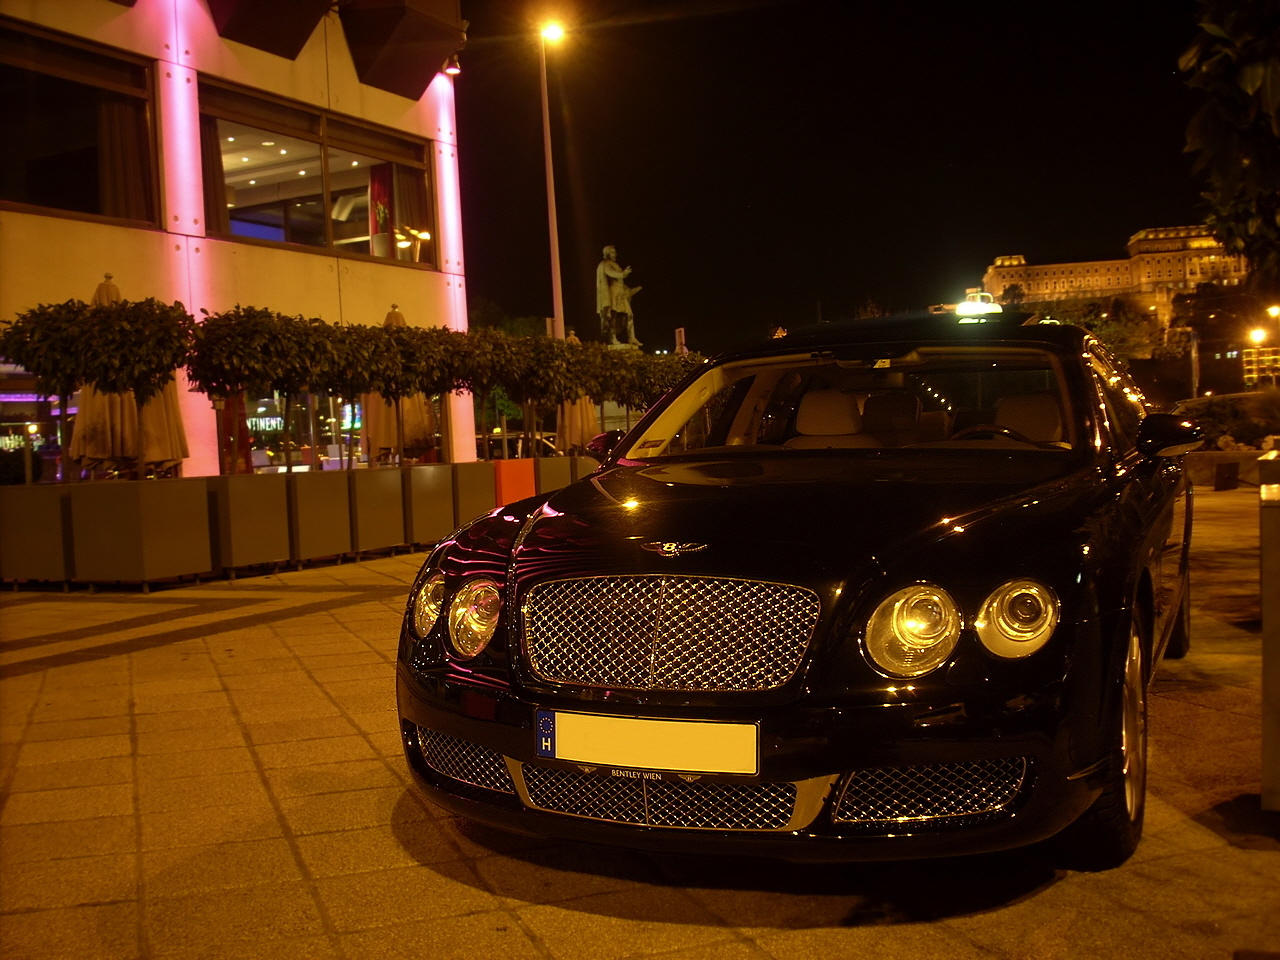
453 0 1205 354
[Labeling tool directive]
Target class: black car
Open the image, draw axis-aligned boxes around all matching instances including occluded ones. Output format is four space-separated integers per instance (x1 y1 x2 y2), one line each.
396 309 1201 869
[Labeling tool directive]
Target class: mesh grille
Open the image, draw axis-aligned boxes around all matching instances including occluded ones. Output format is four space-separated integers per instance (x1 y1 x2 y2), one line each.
522 576 820 692
833 758 1027 824
416 726 515 794
521 763 797 830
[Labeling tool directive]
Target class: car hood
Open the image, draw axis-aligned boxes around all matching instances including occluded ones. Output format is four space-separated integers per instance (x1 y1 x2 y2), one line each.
511 454 1094 594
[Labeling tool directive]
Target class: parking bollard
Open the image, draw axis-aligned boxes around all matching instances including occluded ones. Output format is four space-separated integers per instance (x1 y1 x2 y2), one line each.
1262 451 1280 811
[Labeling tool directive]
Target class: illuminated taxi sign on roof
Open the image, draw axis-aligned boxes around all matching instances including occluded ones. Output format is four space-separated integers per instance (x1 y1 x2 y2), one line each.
954 292 1004 322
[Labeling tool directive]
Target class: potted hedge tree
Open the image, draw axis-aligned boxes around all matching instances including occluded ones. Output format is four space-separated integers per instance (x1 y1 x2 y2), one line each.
69 298 210 586
0 298 92 483
187 305 290 573
400 325 465 542
0 298 93 582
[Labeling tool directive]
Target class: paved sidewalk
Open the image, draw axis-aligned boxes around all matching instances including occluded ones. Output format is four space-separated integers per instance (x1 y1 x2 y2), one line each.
0 489 1277 960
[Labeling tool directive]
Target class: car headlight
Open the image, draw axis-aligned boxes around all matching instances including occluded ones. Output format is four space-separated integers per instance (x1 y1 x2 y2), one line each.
412 571 446 637
865 584 962 677
448 577 503 658
975 579 1058 658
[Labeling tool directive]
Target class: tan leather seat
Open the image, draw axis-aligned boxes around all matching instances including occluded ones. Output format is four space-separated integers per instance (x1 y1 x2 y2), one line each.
784 390 881 449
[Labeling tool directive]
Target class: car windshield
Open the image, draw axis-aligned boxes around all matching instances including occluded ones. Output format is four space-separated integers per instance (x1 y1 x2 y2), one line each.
620 345 1078 461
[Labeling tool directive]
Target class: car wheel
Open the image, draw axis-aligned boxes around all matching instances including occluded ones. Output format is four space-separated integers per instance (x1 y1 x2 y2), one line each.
1055 615 1148 871
1164 581 1191 660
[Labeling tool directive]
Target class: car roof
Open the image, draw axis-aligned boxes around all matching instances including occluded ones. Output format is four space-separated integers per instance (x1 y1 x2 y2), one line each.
726 311 1092 361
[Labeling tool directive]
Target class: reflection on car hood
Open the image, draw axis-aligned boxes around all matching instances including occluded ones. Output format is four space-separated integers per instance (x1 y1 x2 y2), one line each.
513 454 1091 591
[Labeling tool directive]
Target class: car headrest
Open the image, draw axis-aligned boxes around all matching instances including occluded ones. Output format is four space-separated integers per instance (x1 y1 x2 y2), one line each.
794 390 863 436
995 393 1063 442
862 393 921 432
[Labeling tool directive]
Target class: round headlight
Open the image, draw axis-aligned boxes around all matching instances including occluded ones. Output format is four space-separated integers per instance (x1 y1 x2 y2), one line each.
412 571 446 637
865 584 962 677
448 578 502 658
975 579 1058 658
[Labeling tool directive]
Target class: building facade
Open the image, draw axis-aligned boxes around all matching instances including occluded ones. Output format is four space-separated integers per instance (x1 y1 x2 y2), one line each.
981 226 1247 326
0 0 473 473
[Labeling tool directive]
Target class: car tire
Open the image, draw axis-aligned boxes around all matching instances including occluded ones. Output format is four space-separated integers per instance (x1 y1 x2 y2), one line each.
1164 581 1191 660
1054 613 1148 871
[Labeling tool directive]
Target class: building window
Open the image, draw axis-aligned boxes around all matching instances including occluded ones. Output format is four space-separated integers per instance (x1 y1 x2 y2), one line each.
0 22 155 223
199 81 435 264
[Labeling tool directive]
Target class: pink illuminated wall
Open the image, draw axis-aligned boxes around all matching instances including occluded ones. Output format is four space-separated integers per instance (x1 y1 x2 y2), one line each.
78 2 474 471
156 24 220 477
423 71 477 458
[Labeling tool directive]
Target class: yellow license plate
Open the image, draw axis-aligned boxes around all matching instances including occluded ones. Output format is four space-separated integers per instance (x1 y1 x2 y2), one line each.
535 710 758 775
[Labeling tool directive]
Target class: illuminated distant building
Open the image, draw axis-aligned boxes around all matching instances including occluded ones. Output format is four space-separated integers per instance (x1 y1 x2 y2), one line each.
981 227 1247 326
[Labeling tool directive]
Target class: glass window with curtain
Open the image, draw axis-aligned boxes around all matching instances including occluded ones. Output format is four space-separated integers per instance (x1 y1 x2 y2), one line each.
0 23 155 223
199 81 436 265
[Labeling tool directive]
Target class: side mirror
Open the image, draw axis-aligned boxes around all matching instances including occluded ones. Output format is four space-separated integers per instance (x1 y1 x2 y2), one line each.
1137 413 1203 458
586 429 626 461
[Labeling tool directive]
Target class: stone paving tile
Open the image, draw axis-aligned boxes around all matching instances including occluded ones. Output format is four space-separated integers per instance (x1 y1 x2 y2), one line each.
133 689 232 715
137 745 258 781
295 821 459 877
0 816 137 863
0 853 137 911
145 882 327 954
263 758 404 799
338 911 546 960
134 706 240 734
141 799 283 850
279 786 427 835
136 724 247 755
23 715 131 742
142 837 303 897
516 887 733 960
0 901 140 960
15 734 131 767
234 699 344 725
244 715 362 745
255 734 379 769
1 783 135 824
756 925 997 960
310 662 395 683
221 669 317 692
313 861 503 933
650 941 777 960
137 770 269 814
474 843 661 907
7 755 134 793
153 935 341 960
29 695 130 724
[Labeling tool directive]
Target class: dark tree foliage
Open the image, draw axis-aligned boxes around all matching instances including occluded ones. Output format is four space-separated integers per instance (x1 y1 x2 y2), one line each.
1182 0 1280 297
81 298 196 476
0 299 93 481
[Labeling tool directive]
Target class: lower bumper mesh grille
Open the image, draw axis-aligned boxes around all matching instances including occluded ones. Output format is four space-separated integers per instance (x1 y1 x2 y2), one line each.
521 763 798 830
416 726 515 794
833 758 1028 824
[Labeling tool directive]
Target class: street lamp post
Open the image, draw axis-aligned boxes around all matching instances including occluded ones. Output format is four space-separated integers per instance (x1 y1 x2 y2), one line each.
540 23 566 340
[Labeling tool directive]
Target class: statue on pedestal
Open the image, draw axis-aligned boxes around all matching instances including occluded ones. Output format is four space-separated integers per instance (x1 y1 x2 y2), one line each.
596 245 642 346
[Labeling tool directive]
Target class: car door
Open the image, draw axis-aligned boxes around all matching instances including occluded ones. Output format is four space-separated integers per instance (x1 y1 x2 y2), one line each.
1087 346 1188 642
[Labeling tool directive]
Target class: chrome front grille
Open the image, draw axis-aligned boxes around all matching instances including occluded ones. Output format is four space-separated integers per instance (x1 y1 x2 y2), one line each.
416 727 515 794
520 763 798 830
522 576 820 692
832 758 1028 825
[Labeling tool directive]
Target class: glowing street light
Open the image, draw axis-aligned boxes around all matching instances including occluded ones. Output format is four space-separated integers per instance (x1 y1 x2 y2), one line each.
540 21 566 339
1251 327 1269 345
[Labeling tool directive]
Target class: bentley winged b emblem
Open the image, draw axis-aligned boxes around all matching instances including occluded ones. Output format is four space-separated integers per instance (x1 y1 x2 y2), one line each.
641 541 708 558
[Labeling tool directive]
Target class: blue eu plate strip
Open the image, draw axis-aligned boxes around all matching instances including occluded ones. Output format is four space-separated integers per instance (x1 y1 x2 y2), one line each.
535 709 555 758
